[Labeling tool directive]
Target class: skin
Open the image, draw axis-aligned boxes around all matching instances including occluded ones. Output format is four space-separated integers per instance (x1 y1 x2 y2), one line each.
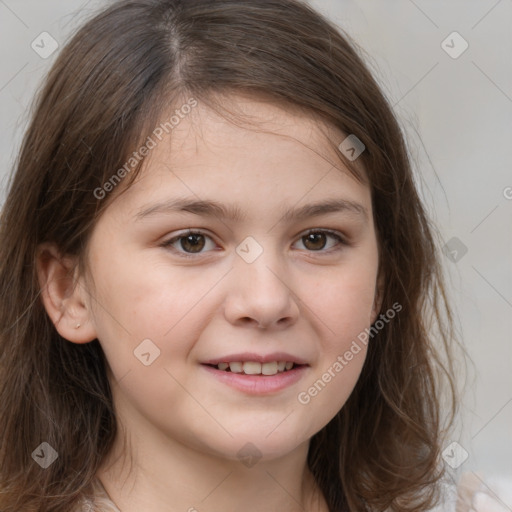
37 93 383 511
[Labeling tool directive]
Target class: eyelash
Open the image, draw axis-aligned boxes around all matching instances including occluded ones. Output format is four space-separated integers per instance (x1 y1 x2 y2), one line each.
160 228 347 259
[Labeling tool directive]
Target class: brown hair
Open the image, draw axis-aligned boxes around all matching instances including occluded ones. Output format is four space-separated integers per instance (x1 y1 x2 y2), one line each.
0 0 460 510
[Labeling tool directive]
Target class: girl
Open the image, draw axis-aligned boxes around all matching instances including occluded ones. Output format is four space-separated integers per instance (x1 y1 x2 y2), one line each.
0 0 486 510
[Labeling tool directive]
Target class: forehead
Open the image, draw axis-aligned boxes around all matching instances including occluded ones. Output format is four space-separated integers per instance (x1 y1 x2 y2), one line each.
110 93 370 218
167 93 362 169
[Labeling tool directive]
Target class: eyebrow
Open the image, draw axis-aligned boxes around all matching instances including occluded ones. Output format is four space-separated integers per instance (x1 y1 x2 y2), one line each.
135 197 368 223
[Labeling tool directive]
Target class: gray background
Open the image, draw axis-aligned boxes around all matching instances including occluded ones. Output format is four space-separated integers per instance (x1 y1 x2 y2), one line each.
1 0 511 488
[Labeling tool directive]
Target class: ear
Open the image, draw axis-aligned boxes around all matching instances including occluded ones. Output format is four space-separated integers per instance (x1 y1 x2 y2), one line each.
36 243 97 344
370 271 385 325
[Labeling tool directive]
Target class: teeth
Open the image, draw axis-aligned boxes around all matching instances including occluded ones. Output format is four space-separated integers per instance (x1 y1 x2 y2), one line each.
229 361 243 373
261 361 278 375
243 362 261 375
215 360 296 374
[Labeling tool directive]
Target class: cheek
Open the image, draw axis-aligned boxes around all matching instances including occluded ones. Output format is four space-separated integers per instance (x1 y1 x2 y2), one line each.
297 345 367 430
297 315 370 428
87 250 221 375
297 260 376 414
310 258 378 338
89 245 192 332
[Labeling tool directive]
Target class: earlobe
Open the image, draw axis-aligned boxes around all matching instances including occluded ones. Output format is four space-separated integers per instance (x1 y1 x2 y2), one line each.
36 243 97 344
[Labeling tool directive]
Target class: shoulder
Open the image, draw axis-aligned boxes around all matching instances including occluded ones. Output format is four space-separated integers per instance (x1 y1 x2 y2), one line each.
436 472 512 512
391 472 512 512
72 478 122 512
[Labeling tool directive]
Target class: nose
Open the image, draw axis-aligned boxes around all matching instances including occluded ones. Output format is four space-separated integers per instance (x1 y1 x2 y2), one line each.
223 246 300 330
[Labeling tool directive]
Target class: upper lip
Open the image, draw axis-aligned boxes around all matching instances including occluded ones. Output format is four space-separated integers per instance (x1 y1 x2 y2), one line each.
201 352 309 365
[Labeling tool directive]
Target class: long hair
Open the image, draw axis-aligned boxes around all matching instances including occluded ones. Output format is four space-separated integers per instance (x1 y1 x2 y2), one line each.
0 1 460 510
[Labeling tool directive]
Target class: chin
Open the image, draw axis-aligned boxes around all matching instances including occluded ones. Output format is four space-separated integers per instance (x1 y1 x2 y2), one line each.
204 431 309 464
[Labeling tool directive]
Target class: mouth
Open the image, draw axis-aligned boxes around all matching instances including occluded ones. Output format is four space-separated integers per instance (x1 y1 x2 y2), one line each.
202 361 307 376
200 357 309 395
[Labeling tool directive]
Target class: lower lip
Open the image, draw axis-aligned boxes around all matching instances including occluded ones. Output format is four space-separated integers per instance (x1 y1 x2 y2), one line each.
200 364 308 395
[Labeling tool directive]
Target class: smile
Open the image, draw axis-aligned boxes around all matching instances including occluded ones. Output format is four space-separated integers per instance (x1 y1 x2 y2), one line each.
200 362 309 395
206 361 301 375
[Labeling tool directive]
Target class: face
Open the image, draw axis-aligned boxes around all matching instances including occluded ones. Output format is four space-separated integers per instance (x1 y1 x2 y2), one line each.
79 94 381 463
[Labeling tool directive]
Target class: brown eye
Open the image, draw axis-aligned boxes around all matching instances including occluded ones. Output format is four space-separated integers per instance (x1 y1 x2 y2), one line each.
162 228 347 259
162 230 216 258
302 232 328 251
179 233 206 253
295 229 346 253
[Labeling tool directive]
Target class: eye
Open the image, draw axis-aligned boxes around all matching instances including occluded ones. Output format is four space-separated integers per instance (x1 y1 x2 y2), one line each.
161 228 347 258
161 230 217 258
293 229 346 253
